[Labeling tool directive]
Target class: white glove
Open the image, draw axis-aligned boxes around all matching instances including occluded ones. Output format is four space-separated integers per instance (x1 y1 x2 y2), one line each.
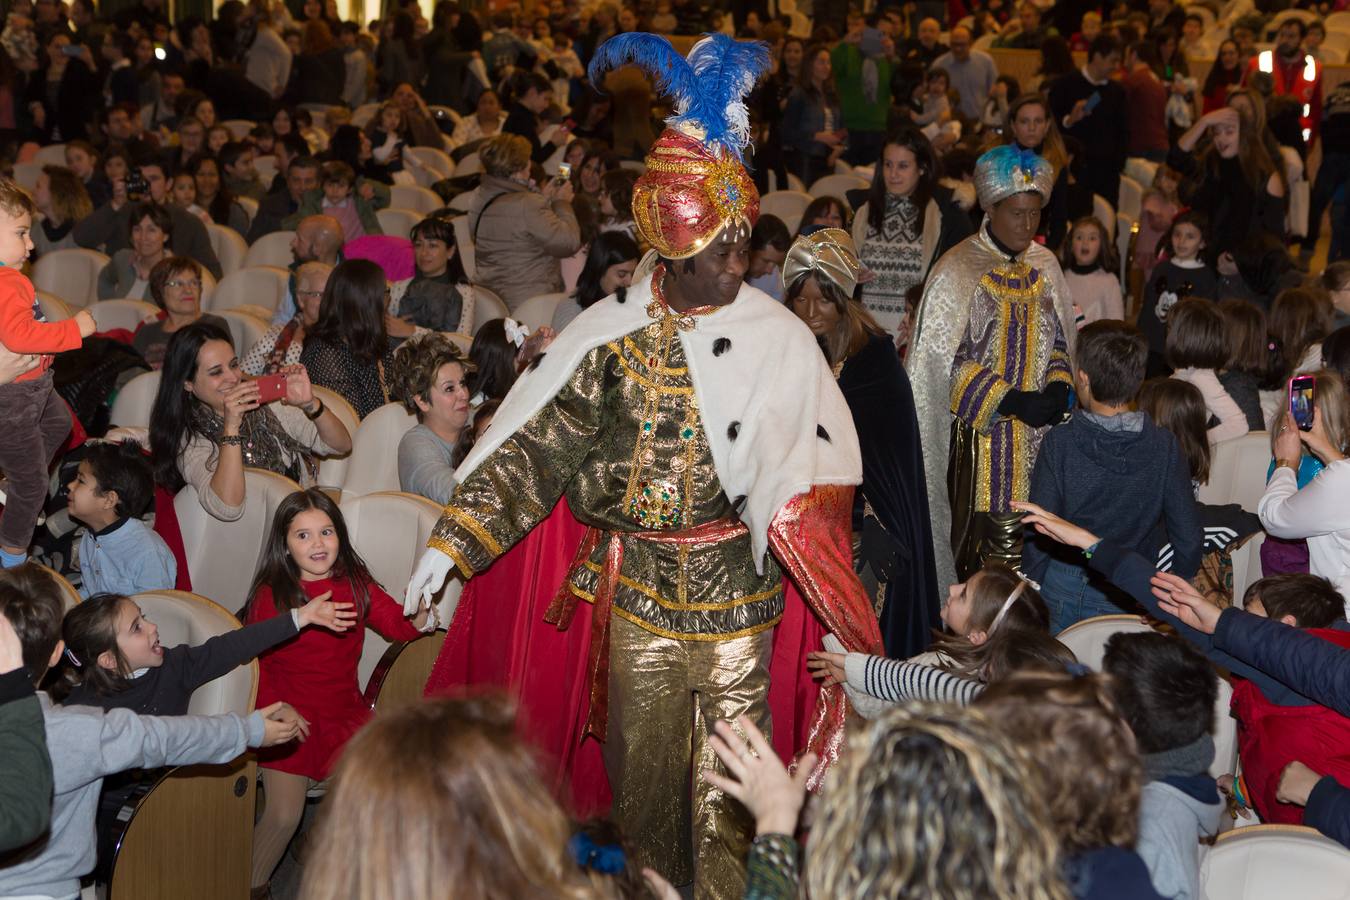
404 547 454 616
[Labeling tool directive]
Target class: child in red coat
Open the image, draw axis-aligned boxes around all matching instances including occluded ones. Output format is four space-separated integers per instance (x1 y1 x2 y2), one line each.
0 180 95 567
243 488 433 895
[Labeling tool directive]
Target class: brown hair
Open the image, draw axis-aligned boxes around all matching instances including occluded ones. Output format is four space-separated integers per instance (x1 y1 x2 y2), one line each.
0 177 36 219
390 332 477 419
479 133 533 179
148 256 202 310
1005 93 1068 175
1220 88 1286 195
1322 261 1350 294
56 593 133 699
299 695 610 900
320 160 356 188
976 671 1143 854
1219 298 1270 375
1303 368 1350 455
1270 288 1332 376
1138 377 1211 484
0 564 66 685
783 270 884 367
1164 298 1228 370
1058 216 1119 276
41 164 92 224
301 18 335 54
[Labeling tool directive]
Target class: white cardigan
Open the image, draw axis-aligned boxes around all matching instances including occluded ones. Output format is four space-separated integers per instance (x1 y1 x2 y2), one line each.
1259 462 1350 615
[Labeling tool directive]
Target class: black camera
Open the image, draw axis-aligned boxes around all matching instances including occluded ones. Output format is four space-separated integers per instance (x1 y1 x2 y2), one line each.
125 170 149 200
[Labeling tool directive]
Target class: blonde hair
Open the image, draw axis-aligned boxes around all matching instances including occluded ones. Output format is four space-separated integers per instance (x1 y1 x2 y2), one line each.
1307 368 1350 454
41 164 92 225
806 704 1069 900
299 696 612 900
479 133 533 178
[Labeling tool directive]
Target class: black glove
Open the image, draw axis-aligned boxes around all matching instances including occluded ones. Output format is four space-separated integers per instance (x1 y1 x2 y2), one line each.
1041 381 1071 421
859 515 908 584
997 389 1052 427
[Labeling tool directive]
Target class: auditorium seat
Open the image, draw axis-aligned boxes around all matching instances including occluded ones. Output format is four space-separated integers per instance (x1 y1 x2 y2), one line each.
109 369 162 429
340 402 417 498
1199 824 1350 899
514 292 568 331
32 248 109 309
242 231 295 269
207 223 248 277
90 298 159 333
313 386 361 492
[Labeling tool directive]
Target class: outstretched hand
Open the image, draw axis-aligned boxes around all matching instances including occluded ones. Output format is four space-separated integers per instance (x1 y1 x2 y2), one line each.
702 715 815 837
297 590 358 632
806 650 846 687
404 548 454 615
1010 500 1099 549
1150 571 1223 634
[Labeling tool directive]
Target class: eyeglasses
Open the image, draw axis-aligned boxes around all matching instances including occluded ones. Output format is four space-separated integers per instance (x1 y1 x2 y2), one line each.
165 279 201 290
296 289 323 299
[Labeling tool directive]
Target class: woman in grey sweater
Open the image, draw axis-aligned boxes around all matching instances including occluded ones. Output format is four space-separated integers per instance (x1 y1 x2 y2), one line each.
389 333 475 506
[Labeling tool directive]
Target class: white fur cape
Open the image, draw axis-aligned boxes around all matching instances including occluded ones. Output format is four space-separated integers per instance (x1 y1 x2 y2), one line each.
453 255 862 572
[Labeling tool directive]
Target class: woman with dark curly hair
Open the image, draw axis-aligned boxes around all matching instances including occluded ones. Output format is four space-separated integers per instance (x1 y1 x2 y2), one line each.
391 333 475 505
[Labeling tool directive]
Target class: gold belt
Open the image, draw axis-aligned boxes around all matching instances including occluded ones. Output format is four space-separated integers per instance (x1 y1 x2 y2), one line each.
544 517 750 741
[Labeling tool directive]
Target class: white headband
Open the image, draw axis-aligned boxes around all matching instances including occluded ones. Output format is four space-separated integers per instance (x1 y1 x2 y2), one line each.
989 573 1040 634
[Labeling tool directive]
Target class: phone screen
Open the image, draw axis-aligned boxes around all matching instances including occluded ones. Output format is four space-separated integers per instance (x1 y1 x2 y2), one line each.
1084 91 1102 112
1290 376 1316 431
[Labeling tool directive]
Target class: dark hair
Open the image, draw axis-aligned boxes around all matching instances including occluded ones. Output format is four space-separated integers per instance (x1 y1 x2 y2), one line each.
750 214 792 253
1218 298 1271 379
796 196 850 237
574 144 620 193
1128 38 1162 70
0 564 66 685
1059 216 1118 274
126 201 174 242
1205 40 1243 94
506 70 552 106
1075 321 1146 405
409 217 467 283
575 231 639 309
82 439 155 518
218 140 251 172
468 320 519 402
867 127 936 236
328 125 368 173
149 319 236 492
1165 298 1228 370
1270 288 1332 378
1245 573 1346 628
1137 377 1211 483
1276 16 1308 39
454 398 500 467
1323 325 1350 386
1163 208 1208 260
185 153 239 225
1323 261 1350 294
246 488 373 616
390 332 475 418
1088 33 1122 60
1037 35 1074 78
599 168 637 221
1103 632 1215 754
797 43 839 105
320 159 357 187
277 132 311 162
147 255 202 311
56 593 133 699
307 259 390 367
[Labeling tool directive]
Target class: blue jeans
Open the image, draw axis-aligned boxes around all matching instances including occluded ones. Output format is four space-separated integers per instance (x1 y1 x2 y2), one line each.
1041 558 1133 635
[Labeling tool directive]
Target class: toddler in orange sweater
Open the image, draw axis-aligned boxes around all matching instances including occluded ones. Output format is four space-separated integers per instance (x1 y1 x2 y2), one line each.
0 180 95 566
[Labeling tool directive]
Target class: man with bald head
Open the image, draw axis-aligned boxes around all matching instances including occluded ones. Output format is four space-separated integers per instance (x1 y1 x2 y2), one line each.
933 25 998 119
270 215 345 325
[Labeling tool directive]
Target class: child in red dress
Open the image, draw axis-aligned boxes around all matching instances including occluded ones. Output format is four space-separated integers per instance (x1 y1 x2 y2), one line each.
244 488 432 895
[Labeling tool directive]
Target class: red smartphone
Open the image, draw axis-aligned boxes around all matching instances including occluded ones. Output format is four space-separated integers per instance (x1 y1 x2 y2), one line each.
1289 374 1316 431
562 117 577 131
256 374 288 405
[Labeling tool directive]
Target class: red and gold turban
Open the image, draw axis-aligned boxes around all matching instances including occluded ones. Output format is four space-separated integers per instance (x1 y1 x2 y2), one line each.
633 128 760 259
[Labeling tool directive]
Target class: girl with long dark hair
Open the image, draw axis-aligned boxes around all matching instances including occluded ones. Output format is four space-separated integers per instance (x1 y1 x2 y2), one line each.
245 488 431 896
552 230 639 330
300 258 401 418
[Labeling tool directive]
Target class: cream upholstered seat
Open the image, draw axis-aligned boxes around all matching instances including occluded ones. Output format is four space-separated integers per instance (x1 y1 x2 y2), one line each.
36 291 73 322
32 248 109 309
451 214 475 280
807 173 868 200
216 309 269 359
376 207 423 240
1200 824 1350 898
174 468 302 612
1231 531 1267 609
203 265 289 316
206 223 248 276
760 190 814 232
313 386 361 491
236 196 258 226
340 402 417 498
1199 431 1272 515
514 292 568 331
350 103 380 128
90 298 159 333
34 563 81 613
473 286 508 333
1117 174 1144 222
390 184 443 215
453 151 483 178
340 490 460 690
107 591 257 900
109 369 162 429
404 146 453 181
242 230 295 269
11 161 41 191
220 119 254 141
33 143 67 166
132 591 257 716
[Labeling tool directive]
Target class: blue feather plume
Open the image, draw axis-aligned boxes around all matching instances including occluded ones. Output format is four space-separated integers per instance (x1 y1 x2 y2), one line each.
588 32 771 160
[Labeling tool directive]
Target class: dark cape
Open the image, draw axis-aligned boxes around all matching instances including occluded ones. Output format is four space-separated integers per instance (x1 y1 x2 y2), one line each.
837 332 940 657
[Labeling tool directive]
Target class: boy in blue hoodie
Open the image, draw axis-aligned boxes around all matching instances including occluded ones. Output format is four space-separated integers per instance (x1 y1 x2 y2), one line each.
1021 320 1201 631
1103 632 1224 900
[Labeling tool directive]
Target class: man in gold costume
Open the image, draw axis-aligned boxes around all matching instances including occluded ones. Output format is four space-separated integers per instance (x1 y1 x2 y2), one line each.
405 34 883 900
908 145 1078 586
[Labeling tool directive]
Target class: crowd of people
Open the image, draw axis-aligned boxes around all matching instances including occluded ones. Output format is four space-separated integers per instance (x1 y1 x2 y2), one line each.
1 0 1350 898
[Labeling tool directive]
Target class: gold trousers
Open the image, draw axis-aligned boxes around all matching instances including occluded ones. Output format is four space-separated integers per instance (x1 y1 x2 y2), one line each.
948 420 1024 579
604 614 772 900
